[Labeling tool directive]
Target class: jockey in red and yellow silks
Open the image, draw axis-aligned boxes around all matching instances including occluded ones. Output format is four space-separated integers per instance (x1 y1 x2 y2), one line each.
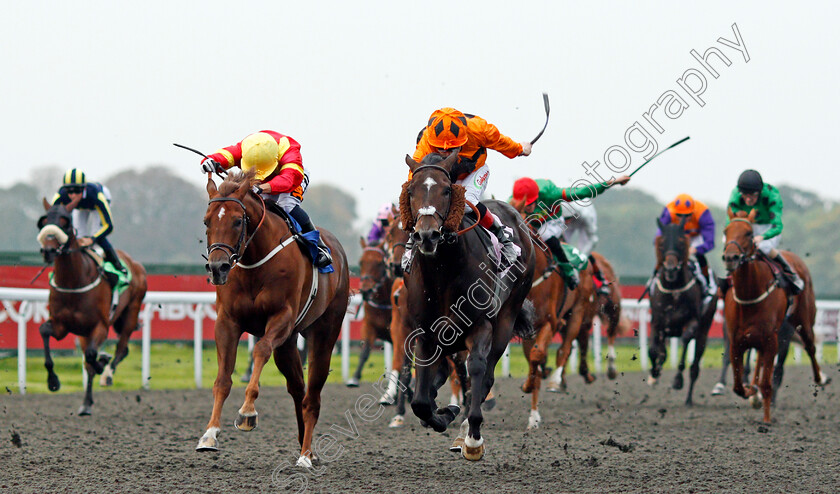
409 108 531 267
200 131 331 268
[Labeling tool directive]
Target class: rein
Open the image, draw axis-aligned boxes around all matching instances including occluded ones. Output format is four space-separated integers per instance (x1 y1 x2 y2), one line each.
206 193 267 267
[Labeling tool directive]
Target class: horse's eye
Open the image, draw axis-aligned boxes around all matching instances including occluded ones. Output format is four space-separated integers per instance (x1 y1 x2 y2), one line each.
443 188 451 196
233 218 243 228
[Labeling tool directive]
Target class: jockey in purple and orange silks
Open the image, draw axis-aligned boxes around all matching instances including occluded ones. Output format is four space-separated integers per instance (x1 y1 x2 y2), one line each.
367 203 396 246
656 193 716 299
199 130 331 268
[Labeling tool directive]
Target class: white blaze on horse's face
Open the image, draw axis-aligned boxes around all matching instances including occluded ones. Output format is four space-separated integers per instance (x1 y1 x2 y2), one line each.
423 177 437 191
418 206 437 217
218 207 225 220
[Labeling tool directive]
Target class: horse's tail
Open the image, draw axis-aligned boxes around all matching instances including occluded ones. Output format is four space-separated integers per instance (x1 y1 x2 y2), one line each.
513 299 537 340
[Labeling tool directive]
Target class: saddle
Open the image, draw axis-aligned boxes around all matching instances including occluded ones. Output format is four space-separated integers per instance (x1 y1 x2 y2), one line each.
265 201 334 274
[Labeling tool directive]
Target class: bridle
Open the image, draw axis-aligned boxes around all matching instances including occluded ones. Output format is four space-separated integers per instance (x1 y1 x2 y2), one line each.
409 164 480 243
722 218 756 270
206 193 267 268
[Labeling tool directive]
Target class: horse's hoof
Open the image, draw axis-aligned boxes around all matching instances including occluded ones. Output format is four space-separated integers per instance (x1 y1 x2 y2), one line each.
819 371 831 386
521 381 533 394
711 382 726 396
647 376 658 387
584 374 596 385
77 405 92 416
462 437 485 461
196 436 219 452
436 404 460 423
672 374 684 390
749 395 763 410
234 412 258 431
388 415 405 428
546 382 563 393
47 374 61 392
450 436 465 452
295 456 313 468
481 397 496 412
607 367 618 380
345 378 360 388
527 410 541 430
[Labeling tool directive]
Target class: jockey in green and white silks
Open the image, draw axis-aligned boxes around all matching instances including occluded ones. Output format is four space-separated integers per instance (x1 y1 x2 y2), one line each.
509 175 630 290
725 169 803 293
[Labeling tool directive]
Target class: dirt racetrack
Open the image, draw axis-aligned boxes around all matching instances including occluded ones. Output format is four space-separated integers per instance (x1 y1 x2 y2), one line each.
2 365 838 493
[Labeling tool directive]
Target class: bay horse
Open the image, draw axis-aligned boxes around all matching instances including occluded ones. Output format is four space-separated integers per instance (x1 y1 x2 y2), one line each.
722 209 828 423
36 200 147 415
349 238 399 404
400 153 535 460
648 217 717 405
196 170 349 468
520 231 597 428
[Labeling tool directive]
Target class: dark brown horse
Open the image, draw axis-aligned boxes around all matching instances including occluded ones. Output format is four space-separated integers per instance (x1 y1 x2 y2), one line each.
196 170 349 468
722 209 828 423
383 212 471 430
36 201 147 415
400 153 535 460
647 217 718 405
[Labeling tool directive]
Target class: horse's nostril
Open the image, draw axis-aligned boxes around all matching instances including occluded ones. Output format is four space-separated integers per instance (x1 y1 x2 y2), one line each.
430 230 442 242
410 232 421 242
219 263 231 274
205 264 212 273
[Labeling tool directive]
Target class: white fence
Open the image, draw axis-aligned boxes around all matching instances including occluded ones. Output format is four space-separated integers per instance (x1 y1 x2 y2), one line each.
2 287 839 394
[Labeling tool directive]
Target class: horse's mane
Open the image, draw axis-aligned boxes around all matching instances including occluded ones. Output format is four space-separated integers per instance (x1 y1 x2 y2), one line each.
218 168 258 197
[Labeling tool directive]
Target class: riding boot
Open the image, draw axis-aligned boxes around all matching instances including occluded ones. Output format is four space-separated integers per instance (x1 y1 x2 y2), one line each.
545 236 579 289
690 259 709 296
773 253 804 294
99 240 127 275
487 218 518 267
589 254 610 296
401 237 415 273
290 205 333 269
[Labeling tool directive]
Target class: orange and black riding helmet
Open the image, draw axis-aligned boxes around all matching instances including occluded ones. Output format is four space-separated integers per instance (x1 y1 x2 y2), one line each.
426 108 469 149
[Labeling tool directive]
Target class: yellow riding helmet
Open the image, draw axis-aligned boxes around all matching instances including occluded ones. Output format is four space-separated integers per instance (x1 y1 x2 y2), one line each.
63 168 86 186
241 132 280 180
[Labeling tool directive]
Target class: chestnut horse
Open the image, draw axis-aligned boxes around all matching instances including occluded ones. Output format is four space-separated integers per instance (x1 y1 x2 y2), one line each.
36 201 147 415
400 153 535 460
196 170 349 468
648 217 718 405
590 252 631 380
722 209 828 423
520 232 597 428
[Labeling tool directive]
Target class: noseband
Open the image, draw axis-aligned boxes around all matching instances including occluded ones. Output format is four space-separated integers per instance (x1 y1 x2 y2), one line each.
408 165 480 241
206 194 266 267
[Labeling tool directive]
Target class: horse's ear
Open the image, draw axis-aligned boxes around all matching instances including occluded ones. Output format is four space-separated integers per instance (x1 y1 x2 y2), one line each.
678 215 689 228
206 176 218 198
359 236 367 248
748 208 757 222
727 207 734 220
42 197 50 211
439 150 459 173
405 154 420 173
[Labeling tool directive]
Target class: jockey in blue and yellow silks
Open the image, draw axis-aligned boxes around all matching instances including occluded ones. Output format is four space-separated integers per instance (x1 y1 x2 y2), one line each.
52 168 125 274
656 193 716 298
200 130 331 268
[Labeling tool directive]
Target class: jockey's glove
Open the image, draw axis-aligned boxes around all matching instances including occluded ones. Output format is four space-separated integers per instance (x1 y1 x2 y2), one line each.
250 185 262 195
200 158 221 173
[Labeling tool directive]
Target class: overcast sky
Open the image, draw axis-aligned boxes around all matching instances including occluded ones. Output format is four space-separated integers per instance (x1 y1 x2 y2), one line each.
3 1 838 226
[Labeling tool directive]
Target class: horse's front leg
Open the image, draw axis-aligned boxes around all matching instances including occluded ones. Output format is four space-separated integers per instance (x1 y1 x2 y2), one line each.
236 308 294 431
410 340 455 433
647 321 667 386
39 321 61 392
463 320 495 461
673 321 695 391
730 338 749 399
77 327 108 416
196 317 241 451
348 321 374 387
